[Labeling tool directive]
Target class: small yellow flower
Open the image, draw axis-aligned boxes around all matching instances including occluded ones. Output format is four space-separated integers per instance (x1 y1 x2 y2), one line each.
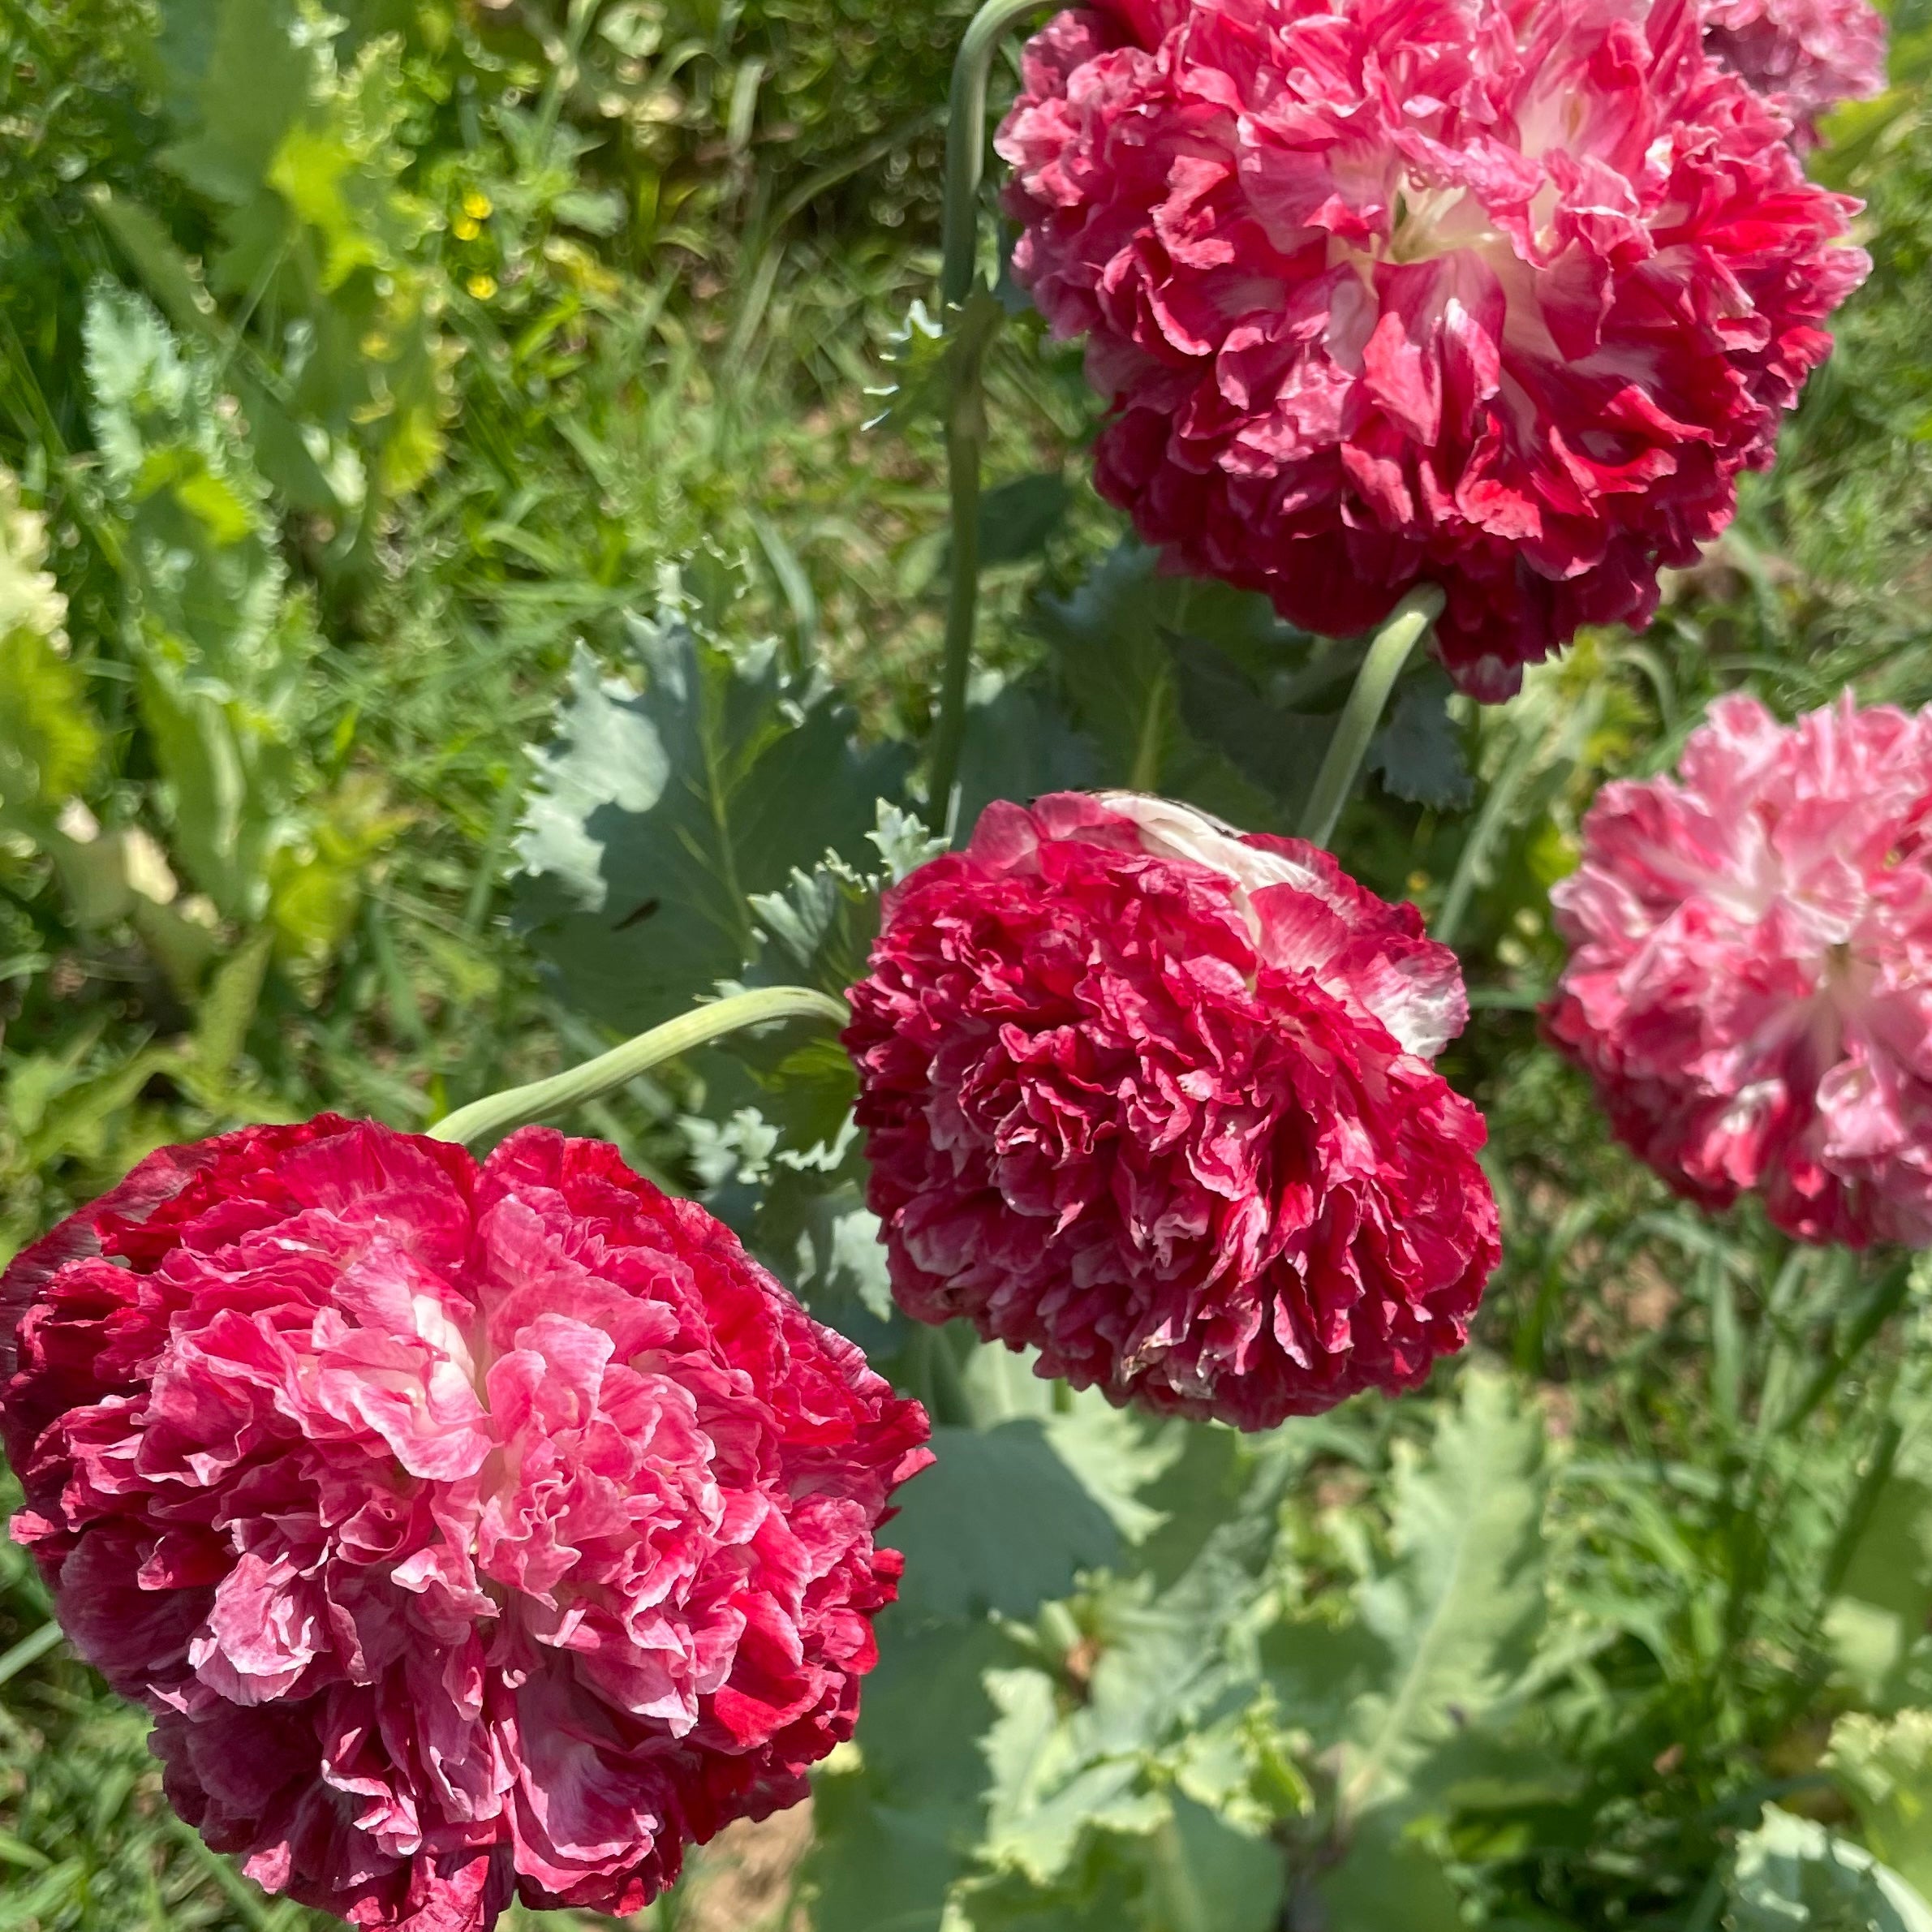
1407 868 1431 897
452 214 480 241
462 189 493 220
467 273 498 301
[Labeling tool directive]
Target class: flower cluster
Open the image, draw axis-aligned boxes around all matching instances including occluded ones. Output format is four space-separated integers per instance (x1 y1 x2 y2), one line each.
1703 0 1887 141
1547 695 1932 1246
845 793 1500 1429
996 0 1867 699
0 1119 931 1931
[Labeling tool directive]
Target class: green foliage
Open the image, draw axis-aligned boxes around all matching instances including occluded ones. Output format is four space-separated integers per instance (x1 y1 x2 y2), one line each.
150 0 450 506
515 559 907 1031
806 1402 1300 1932
807 1372 1555 1932
0 481 98 837
884 1422 1125 1623
1304 1372 1547 1814
1728 1809 1932 1932
85 283 322 923
869 291 1004 432
1031 540 1288 821
1821 1435 1932 1706
0 465 101 884
1024 535 1488 833
1366 664 1474 811
743 807 937 999
0 624 97 834
1827 1710 1932 1900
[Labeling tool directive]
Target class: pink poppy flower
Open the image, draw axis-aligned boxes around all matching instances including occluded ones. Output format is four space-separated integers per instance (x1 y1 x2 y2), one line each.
0 1118 930 1930
1703 0 1887 144
996 0 1868 698
1548 694 1932 1246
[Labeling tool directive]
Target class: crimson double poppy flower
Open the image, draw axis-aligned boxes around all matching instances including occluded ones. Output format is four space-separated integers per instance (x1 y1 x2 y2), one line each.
997 0 1867 696
846 793 1500 1428
0 1118 930 1930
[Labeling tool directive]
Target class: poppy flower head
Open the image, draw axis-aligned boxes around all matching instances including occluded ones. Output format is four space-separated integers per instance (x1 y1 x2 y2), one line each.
1702 0 1886 143
0 1119 932 1930
845 792 1500 1428
1548 694 1932 1246
997 0 1868 696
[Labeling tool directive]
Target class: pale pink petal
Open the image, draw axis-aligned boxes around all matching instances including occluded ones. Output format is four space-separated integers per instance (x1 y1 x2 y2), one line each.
1549 695 1932 1246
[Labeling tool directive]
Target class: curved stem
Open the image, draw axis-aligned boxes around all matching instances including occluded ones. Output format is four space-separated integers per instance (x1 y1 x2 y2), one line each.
1434 720 1538 949
1297 585 1444 850
428 986 850 1150
940 0 1048 309
927 0 1048 833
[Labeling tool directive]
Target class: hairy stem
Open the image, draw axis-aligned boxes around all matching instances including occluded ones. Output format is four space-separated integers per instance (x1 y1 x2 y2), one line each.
428 986 850 1149
926 0 1047 831
1297 584 1444 850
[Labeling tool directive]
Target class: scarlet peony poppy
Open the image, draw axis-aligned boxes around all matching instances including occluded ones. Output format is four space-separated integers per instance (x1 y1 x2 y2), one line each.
0 1118 930 1931
1547 694 1932 1246
1702 0 1887 142
996 0 1869 699
844 793 1500 1429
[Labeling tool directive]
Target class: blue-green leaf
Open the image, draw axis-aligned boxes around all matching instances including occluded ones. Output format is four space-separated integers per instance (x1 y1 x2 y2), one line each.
514 564 909 1031
884 1422 1124 1624
1728 1808 1932 1931
1367 665 1474 811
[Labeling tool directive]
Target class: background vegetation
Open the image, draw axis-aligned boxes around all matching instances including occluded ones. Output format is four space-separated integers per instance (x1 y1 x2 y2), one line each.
5 1 1932 1926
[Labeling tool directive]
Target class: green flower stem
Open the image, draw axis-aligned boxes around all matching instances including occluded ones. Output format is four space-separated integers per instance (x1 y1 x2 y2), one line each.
1779 1250 1915 1438
908 1321 977 1430
1296 584 1444 850
927 0 1048 832
428 985 850 1150
940 0 1049 309
0 1619 63 1693
928 340 990 835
